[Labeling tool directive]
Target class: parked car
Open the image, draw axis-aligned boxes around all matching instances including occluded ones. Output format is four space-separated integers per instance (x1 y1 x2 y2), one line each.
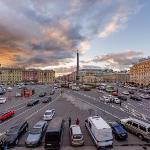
15 92 21 97
42 96 52 103
139 94 150 99
7 87 13 92
5 120 28 148
27 99 39 106
70 125 84 146
25 120 48 147
0 111 15 121
128 90 134 95
130 95 142 101
120 118 150 140
109 122 128 140
39 92 47 97
85 116 113 148
43 109 55 121
122 91 129 95
118 95 127 101
0 97 7 104
45 117 64 150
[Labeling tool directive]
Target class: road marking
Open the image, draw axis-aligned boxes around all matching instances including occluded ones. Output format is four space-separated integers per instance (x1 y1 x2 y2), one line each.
72 90 150 122
70 94 120 119
25 95 60 120
0 94 60 127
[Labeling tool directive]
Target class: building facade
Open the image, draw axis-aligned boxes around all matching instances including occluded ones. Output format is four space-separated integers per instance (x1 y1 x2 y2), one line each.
0 67 23 84
0 67 55 84
129 58 150 86
99 72 130 83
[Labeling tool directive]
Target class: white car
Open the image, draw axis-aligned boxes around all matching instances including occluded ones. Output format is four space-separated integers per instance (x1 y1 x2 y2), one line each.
0 97 7 104
113 98 120 104
16 92 21 97
103 96 111 103
43 109 55 121
7 87 13 92
122 91 129 95
139 94 150 99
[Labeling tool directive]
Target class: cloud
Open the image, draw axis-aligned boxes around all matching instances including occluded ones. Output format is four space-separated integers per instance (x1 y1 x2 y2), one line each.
0 0 143 69
92 50 144 70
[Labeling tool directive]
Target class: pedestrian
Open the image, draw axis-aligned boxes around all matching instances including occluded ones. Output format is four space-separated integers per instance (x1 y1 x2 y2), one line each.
68 117 71 127
76 118 80 125
120 100 122 106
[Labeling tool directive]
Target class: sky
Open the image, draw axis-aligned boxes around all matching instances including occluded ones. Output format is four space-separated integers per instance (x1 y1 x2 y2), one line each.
0 0 149 76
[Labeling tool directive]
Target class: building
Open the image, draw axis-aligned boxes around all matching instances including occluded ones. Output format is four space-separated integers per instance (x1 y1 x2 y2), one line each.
99 72 130 83
129 58 150 86
0 67 55 84
0 67 24 84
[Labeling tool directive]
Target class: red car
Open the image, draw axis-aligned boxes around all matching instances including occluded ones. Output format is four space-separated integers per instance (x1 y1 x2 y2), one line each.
112 91 118 96
0 111 16 121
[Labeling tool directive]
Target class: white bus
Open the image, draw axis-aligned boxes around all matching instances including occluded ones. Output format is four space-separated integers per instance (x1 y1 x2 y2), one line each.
85 116 113 148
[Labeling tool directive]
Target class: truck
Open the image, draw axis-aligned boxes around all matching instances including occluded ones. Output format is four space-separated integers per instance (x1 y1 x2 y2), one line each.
85 116 113 148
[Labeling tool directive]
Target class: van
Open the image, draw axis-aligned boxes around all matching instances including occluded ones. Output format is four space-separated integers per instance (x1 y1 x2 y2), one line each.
45 117 64 150
70 125 84 146
85 116 113 148
120 118 150 140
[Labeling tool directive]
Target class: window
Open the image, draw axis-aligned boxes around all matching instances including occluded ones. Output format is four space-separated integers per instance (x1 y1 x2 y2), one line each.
132 122 138 128
139 125 146 132
148 128 150 132
89 122 92 129
127 121 132 125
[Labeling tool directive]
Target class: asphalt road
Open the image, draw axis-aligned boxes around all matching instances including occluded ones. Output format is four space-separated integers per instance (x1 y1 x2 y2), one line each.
0 84 150 150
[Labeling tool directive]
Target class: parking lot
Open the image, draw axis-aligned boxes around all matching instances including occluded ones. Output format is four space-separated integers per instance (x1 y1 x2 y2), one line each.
0 84 150 150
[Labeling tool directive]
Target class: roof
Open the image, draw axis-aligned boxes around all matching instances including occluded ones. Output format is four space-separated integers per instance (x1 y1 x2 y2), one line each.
47 117 63 132
89 116 110 129
70 125 82 134
122 118 150 128
34 120 47 128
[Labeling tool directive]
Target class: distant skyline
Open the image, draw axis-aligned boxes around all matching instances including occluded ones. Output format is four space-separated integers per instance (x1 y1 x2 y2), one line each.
0 0 149 75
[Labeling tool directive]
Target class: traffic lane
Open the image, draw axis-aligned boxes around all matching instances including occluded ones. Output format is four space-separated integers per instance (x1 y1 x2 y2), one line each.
80 89 150 121
0 92 59 135
17 95 94 147
69 90 131 119
65 92 149 146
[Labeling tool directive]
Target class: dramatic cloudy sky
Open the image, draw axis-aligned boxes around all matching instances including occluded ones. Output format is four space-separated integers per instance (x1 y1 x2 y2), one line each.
0 0 149 75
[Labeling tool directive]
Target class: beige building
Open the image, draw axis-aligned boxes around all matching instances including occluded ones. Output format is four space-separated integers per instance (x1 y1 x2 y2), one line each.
99 72 130 83
0 67 23 84
0 67 55 84
129 58 150 86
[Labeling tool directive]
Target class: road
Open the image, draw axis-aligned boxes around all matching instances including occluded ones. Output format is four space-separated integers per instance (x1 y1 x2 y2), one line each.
0 84 150 150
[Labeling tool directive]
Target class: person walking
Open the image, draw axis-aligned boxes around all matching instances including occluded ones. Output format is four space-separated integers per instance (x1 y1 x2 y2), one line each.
76 118 80 125
119 100 122 106
68 117 71 127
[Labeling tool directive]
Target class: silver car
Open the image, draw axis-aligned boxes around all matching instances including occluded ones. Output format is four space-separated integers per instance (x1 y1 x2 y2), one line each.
25 121 48 147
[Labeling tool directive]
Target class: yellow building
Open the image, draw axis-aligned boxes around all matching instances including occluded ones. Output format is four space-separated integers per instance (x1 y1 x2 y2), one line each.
38 70 55 83
0 67 24 84
129 58 150 86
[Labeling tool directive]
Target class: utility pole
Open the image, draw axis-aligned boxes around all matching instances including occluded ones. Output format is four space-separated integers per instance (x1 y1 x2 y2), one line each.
76 50 79 86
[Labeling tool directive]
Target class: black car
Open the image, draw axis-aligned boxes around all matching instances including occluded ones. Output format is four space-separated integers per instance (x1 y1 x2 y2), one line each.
118 95 127 101
25 120 48 147
128 90 134 94
39 92 47 97
27 99 39 106
50 90 55 95
130 95 142 101
109 122 128 140
42 97 52 103
5 120 28 148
